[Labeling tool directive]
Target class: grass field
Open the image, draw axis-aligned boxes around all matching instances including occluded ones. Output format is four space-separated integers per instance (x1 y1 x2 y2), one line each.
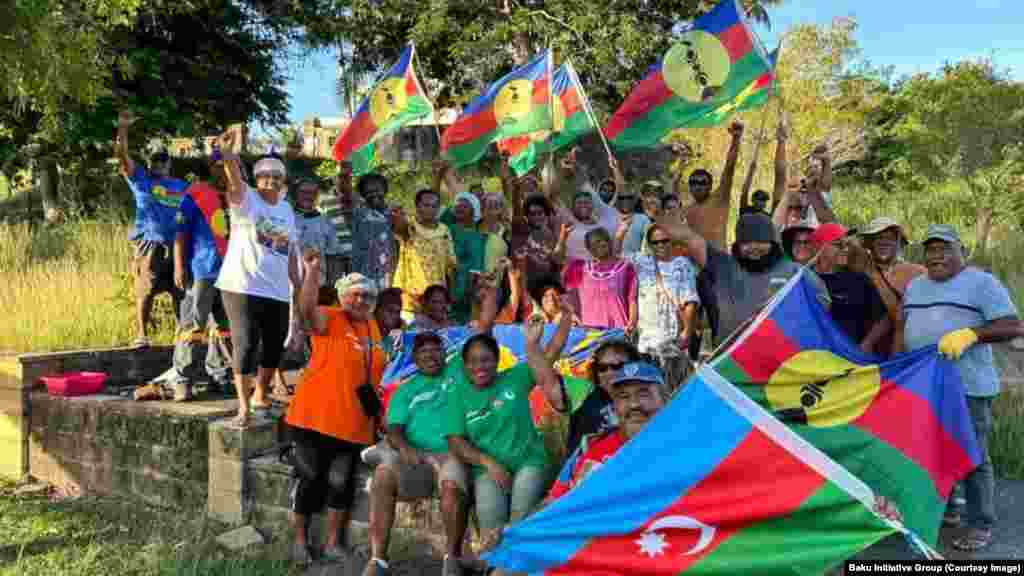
0 214 175 353
0 479 298 576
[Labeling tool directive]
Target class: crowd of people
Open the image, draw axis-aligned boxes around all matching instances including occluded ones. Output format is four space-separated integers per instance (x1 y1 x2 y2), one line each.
114 110 1021 572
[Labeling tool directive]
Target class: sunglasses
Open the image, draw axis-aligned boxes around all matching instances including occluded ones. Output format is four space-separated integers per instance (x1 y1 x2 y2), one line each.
595 360 627 373
616 195 637 201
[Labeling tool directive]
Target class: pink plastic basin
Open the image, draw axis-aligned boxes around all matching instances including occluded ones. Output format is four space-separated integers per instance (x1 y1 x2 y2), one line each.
41 372 107 397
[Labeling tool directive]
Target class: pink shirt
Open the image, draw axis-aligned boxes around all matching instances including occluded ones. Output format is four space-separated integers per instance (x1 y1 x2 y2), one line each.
563 259 637 329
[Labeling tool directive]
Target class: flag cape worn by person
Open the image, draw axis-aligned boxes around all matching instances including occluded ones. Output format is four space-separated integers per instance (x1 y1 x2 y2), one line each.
605 0 773 149
442 51 554 169
187 182 229 256
711 271 982 545
332 44 433 175
486 364 902 575
498 62 596 176
378 324 623 411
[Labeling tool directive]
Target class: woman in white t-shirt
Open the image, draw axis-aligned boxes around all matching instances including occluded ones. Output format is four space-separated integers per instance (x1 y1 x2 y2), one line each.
216 139 298 427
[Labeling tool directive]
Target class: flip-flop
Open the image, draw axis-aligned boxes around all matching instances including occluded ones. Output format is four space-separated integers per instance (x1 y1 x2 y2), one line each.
952 528 992 552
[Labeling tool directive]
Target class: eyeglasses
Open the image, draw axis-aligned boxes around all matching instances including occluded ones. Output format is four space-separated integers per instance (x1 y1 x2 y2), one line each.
649 239 671 246
595 360 626 373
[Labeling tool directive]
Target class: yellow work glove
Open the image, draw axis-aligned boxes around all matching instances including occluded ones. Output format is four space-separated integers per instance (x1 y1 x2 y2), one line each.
938 328 979 360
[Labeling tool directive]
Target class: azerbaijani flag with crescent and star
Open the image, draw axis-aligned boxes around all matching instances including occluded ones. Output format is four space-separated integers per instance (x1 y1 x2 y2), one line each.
711 271 982 545
442 50 554 169
485 364 903 575
378 323 621 413
497 61 596 176
605 0 773 149
332 44 433 175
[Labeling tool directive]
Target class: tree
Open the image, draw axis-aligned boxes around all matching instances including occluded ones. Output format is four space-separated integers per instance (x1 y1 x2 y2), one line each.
0 0 294 215
883 61 1024 251
255 0 783 113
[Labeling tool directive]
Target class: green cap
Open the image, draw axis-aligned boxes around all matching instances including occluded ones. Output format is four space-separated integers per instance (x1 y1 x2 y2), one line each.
922 224 962 246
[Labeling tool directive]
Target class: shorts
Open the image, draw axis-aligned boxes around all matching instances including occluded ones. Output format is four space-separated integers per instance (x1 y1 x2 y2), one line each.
364 442 468 499
133 240 177 298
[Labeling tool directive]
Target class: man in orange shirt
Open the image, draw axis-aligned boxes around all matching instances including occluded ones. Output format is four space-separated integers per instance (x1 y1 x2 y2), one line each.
285 252 387 566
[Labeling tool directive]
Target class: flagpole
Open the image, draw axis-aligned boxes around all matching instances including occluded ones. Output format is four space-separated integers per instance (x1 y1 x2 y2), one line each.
411 43 443 148
568 59 613 160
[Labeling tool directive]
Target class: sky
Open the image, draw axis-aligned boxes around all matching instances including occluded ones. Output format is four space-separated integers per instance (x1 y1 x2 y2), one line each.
278 1 1024 130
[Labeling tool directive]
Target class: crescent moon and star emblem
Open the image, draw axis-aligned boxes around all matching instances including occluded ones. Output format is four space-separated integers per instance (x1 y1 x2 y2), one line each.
766 350 882 428
493 79 535 125
662 30 731 103
635 515 717 558
369 77 409 126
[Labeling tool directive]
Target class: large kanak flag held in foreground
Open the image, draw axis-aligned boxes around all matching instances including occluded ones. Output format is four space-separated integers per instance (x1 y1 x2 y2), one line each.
712 272 982 545
606 0 774 149
332 44 433 175
487 270 973 575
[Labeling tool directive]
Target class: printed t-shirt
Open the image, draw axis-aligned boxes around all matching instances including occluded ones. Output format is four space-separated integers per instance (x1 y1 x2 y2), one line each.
904 267 1018 398
386 361 461 454
629 254 700 354
286 308 385 445
394 219 456 312
294 209 342 286
125 165 188 243
176 182 229 281
215 184 296 303
547 429 627 501
444 362 548 474
350 205 395 286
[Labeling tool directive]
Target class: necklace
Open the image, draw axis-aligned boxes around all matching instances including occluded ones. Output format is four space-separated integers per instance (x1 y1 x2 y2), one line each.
585 259 627 281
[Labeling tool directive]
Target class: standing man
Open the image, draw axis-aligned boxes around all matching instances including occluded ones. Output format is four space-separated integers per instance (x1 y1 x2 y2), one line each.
851 217 927 356
677 122 744 249
169 152 234 400
319 165 356 283
901 224 1022 552
350 168 397 292
114 110 189 346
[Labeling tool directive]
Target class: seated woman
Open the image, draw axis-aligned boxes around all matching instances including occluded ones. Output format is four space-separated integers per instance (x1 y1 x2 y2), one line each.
561 227 637 331
444 322 565 552
284 255 386 566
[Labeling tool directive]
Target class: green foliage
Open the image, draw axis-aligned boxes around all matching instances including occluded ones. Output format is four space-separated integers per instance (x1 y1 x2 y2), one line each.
258 0 783 113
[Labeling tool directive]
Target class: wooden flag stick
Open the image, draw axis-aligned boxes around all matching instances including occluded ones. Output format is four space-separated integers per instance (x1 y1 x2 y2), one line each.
411 43 443 146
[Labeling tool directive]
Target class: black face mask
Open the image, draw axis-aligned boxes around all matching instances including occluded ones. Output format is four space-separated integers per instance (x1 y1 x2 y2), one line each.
732 243 782 274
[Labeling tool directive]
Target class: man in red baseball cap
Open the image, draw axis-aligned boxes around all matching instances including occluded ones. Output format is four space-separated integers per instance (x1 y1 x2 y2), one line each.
810 223 891 355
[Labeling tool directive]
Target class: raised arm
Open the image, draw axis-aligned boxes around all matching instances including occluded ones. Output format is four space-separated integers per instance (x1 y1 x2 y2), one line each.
218 129 245 206
715 121 744 208
739 125 767 212
469 271 500 334
525 317 566 413
431 160 447 199
299 249 328 336
654 208 708 268
443 162 468 199
115 110 137 177
772 187 793 230
772 122 788 213
543 295 576 365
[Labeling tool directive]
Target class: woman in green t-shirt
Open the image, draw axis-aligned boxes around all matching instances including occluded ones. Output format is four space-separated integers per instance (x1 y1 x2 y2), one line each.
445 324 563 550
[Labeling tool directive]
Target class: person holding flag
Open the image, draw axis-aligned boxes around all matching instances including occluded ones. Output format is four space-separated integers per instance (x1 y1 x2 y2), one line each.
166 147 234 401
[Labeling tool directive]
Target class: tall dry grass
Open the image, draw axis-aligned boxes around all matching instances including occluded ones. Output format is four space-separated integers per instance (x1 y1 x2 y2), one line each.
0 214 175 353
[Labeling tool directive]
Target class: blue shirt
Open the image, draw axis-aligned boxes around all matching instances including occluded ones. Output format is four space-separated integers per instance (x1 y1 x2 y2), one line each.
126 165 189 243
176 185 227 281
903 267 1018 397
620 213 651 255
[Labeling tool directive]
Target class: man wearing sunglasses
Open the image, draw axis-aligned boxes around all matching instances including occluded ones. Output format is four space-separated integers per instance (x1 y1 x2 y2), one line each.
114 110 189 346
677 121 744 250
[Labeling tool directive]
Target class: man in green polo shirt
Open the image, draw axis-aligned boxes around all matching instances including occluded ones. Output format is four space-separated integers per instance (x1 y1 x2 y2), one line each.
363 332 470 576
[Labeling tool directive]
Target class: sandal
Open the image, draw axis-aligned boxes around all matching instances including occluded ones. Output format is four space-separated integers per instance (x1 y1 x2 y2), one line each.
952 528 992 552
